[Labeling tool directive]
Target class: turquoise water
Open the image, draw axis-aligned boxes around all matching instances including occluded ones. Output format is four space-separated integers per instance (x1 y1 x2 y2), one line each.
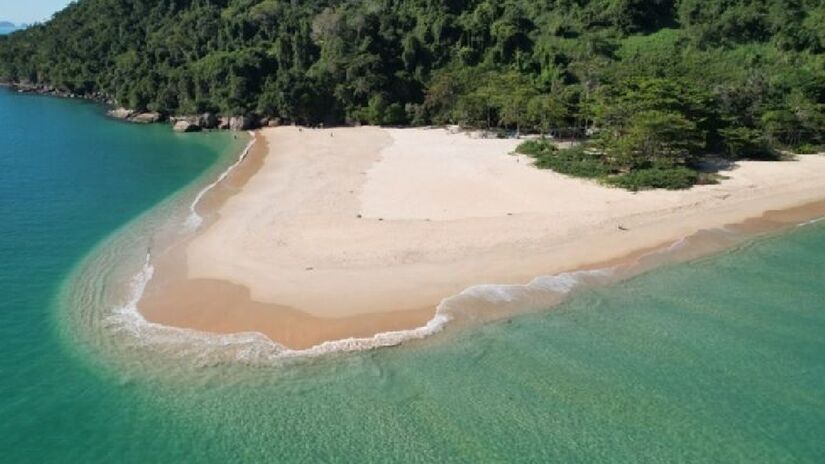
2 87 825 462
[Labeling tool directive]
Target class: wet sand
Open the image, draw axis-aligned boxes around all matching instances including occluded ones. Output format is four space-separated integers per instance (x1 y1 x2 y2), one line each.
138 127 825 349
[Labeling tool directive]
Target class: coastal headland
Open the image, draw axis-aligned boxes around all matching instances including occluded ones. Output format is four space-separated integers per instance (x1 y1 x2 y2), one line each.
138 127 825 349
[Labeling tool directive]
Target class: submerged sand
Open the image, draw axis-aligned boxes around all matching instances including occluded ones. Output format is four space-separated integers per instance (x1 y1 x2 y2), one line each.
138 127 825 349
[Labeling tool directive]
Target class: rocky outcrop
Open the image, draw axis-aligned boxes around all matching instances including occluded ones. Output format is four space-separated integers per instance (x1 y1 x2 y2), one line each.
197 112 217 129
131 112 162 124
257 117 281 127
108 107 134 120
229 115 255 131
173 120 201 132
3 83 267 131
107 108 165 124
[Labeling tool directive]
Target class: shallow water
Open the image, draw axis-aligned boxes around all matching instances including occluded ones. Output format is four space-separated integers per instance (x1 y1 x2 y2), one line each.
1 88 824 462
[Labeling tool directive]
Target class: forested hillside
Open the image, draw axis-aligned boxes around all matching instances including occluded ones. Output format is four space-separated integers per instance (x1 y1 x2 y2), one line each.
1 0 824 187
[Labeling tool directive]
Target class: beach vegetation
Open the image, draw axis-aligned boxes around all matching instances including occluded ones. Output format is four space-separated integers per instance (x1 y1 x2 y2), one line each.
516 138 699 189
793 143 823 155
514 139 555 157
606 167 700 191
537 145 613 180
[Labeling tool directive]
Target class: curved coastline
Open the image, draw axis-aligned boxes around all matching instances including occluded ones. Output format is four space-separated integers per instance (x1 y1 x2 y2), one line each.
85 125 825 363
186 131 257 229
95 200 825 365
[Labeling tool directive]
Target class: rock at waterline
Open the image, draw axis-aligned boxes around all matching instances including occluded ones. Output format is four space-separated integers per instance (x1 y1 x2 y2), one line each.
199 112 218 129
107 107 134 120
131 112 162 124
229 115 254 131
173 120 201 133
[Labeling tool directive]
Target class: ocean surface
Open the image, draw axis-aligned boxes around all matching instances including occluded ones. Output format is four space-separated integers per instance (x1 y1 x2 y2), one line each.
1 87 824 462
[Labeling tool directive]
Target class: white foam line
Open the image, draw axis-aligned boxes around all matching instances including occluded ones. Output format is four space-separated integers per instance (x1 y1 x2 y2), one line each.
104 251 613 363
279 268 612 358
105 250 283 355
279 312 453 357
105 248 450 359
797 216 825 227
185 131 256 229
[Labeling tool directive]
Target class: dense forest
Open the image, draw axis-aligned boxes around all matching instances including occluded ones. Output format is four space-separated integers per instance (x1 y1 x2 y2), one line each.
1 0 824 188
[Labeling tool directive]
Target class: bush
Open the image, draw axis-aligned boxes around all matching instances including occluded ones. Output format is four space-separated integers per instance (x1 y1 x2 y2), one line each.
515 139 556 156
794 143 822 155
534 145 613 179
719 126 774 159
517 139 702 190
606 167 699 191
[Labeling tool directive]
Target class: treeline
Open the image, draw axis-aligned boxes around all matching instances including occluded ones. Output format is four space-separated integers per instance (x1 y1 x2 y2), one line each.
1 0 824 188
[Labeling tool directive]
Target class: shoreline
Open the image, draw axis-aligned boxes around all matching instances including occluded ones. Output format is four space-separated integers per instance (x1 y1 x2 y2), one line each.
0 83 258 131
136 126 825 352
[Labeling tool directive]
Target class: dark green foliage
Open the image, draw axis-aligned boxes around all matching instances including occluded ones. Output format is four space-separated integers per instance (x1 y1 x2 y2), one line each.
1 0 824 189
517 137 697 189
718 126 777 159
515 139 556 157
606 167 699 191
794 143 823 155
536 145 614 179
517 140 611 179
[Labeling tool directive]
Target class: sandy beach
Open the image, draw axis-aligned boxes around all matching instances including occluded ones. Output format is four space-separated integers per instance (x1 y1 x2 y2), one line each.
138 127 825 349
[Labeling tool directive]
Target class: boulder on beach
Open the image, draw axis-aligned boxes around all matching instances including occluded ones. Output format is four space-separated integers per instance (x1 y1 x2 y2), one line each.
173 120 201 133
229 115 255 131
131 112 162 124
218 117 231 130
108 108 134 120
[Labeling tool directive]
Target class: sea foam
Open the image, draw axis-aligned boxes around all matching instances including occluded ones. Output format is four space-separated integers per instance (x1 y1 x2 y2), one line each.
105 246 613 364
185 131 256 230
798 216 825 227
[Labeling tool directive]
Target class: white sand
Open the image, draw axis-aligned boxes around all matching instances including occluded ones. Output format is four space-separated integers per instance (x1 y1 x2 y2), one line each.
183 126 825 320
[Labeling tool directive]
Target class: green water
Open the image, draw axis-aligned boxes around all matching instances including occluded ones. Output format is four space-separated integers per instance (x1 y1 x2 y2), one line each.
1 88 824 462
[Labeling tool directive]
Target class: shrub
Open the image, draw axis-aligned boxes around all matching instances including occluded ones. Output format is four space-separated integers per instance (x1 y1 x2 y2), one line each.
606 167 699 191
534 145 613 179
517 139 701 190
794 143 821 155
515 139 556 156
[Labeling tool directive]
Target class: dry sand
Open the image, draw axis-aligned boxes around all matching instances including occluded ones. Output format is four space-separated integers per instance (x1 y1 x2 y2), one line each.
139 126 825 349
